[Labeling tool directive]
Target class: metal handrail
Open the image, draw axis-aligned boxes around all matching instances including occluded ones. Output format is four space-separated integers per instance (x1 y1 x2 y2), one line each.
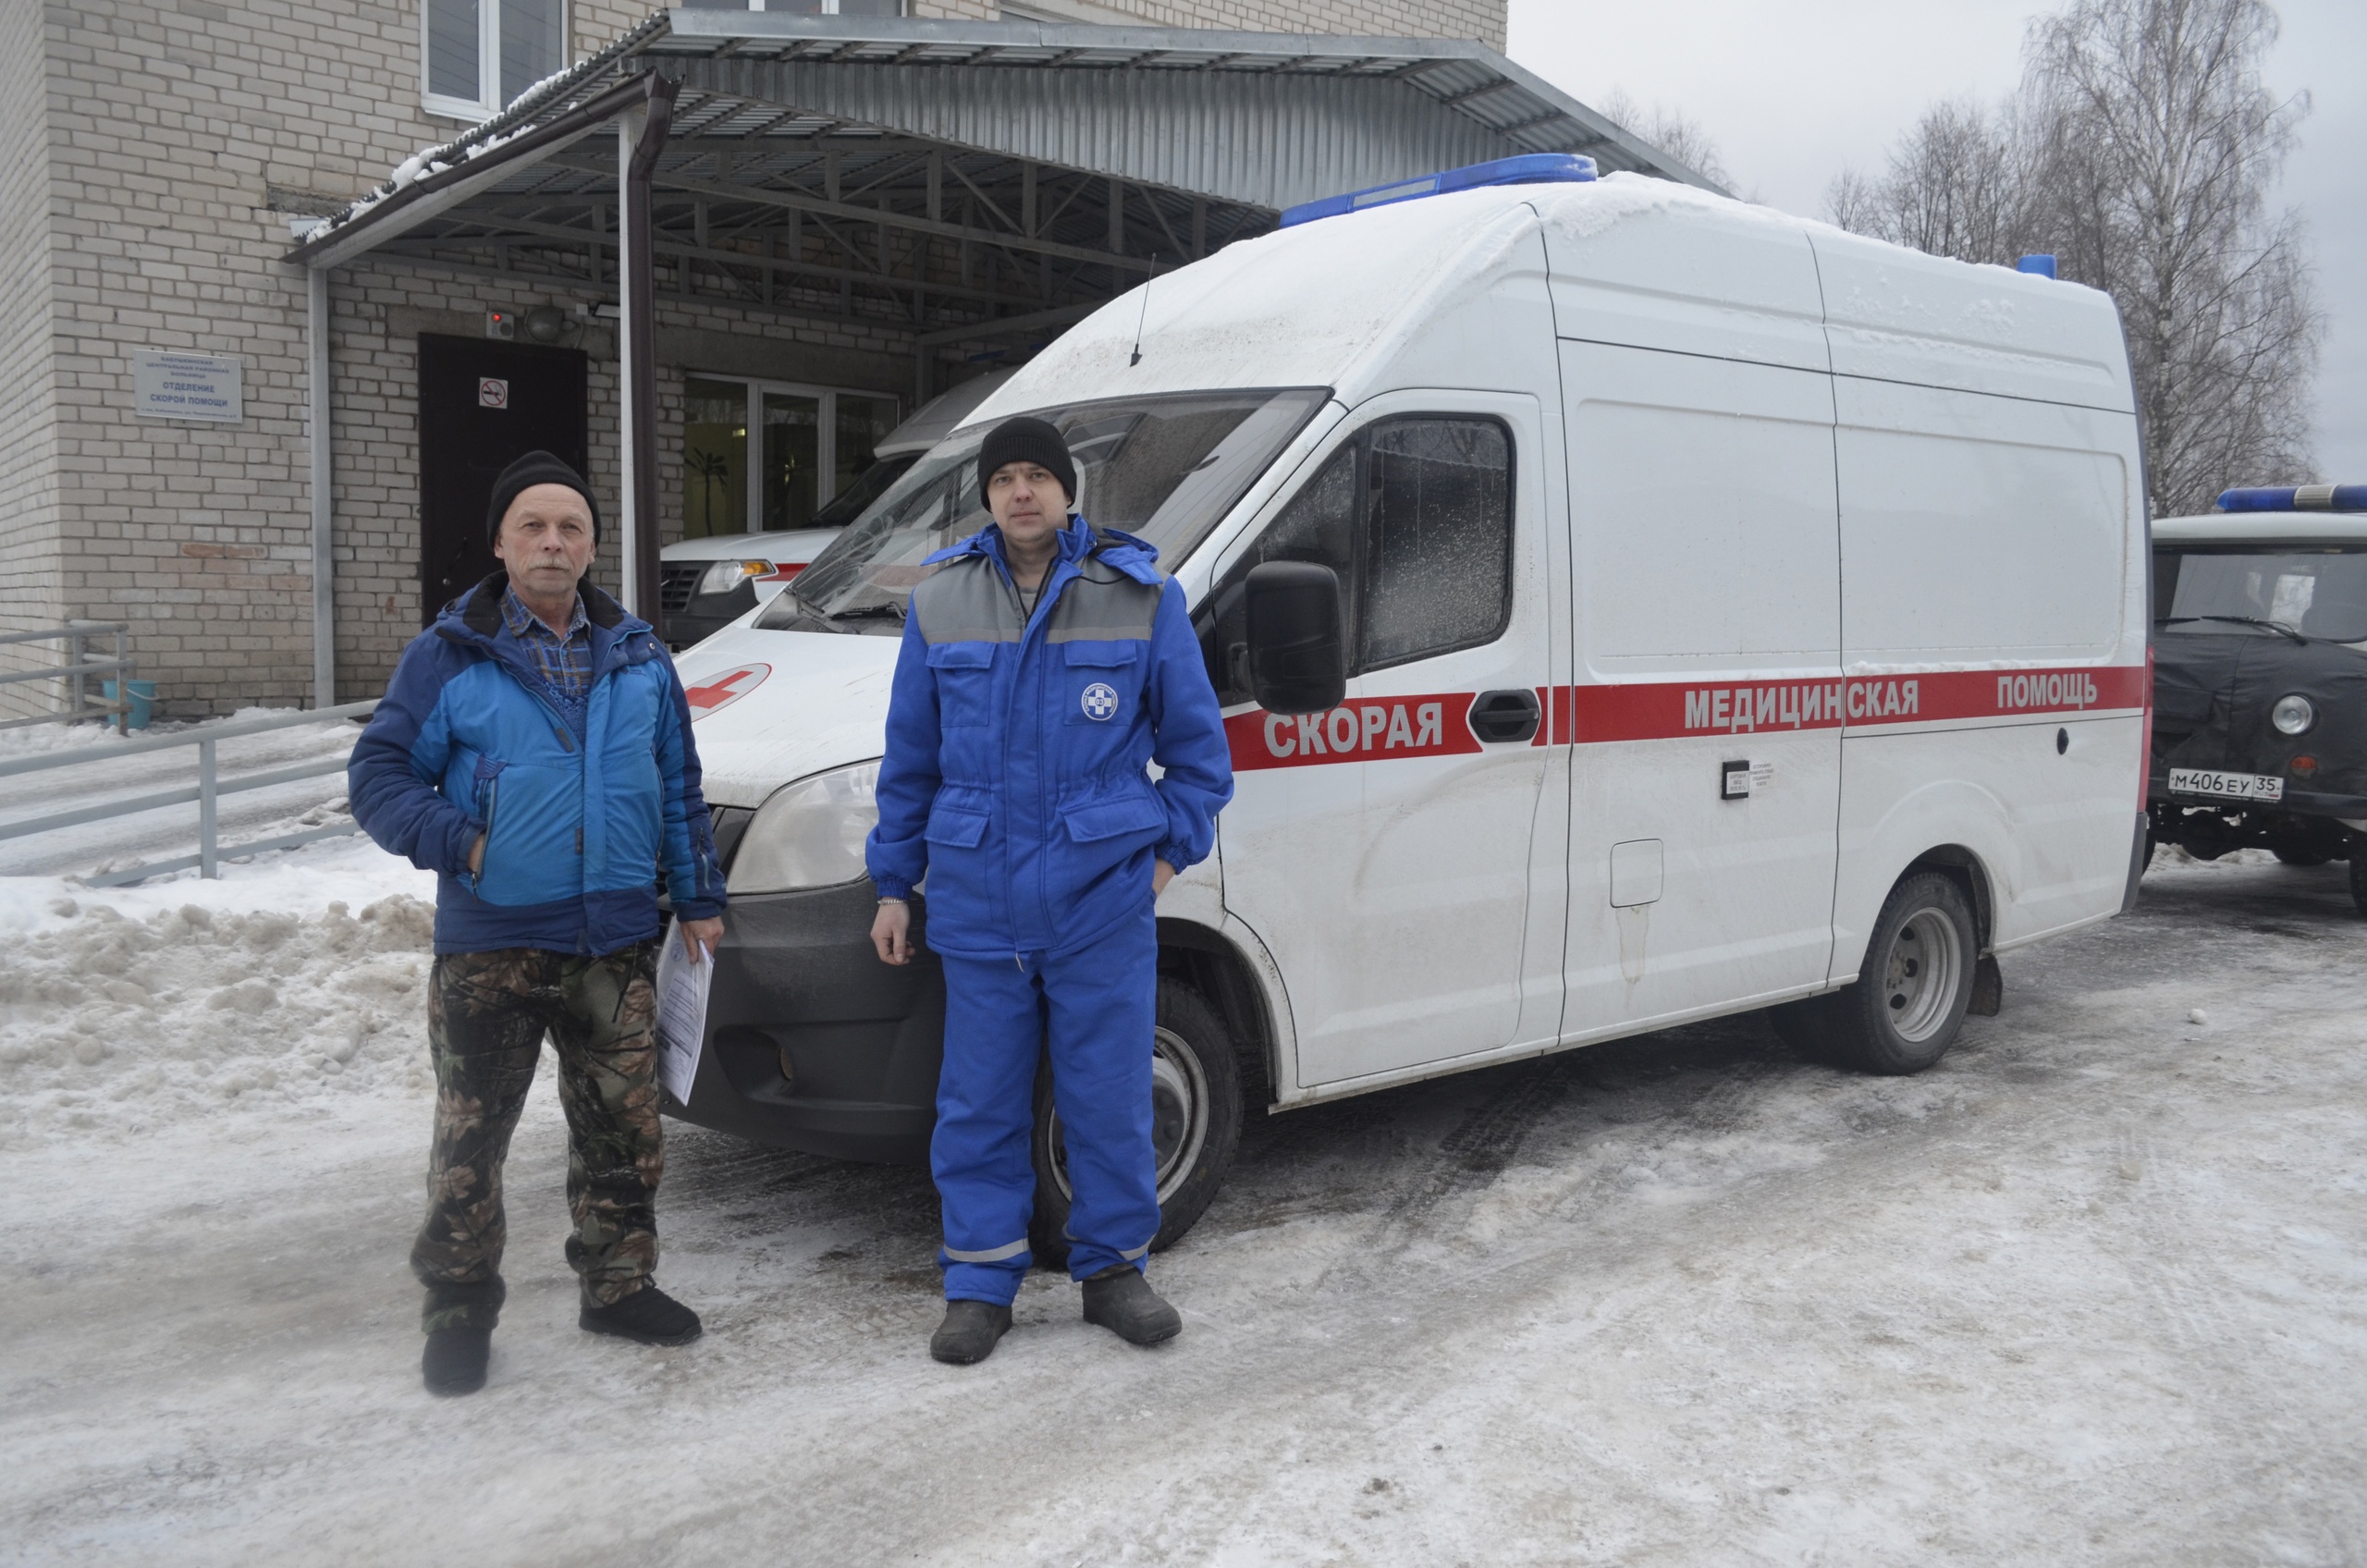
0 700 380 886
0 699 379 779
0 621 133 734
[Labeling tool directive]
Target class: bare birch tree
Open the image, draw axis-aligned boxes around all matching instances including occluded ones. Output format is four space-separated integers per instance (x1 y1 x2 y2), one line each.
1823 98 2038 263
2030 0 2319 514
1823 0 2321 515
1600 90 1737 194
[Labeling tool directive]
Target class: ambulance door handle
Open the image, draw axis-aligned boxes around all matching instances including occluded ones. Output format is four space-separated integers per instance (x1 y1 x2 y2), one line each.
1469 689 1541 743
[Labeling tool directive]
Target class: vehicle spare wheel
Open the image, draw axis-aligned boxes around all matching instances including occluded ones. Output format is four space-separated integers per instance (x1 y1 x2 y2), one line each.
1770 871 1979 1075
1029 975 1244 1269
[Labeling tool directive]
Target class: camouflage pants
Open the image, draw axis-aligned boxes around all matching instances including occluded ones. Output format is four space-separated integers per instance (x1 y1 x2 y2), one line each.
411 943 663 1332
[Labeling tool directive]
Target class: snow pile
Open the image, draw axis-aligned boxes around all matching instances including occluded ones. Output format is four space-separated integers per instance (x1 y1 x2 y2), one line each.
0 894 437 1142
0 836 442 1145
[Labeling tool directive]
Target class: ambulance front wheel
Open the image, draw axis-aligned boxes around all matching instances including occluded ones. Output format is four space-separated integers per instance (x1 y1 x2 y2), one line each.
1774 872 1977 1076
1028 976 1245 1270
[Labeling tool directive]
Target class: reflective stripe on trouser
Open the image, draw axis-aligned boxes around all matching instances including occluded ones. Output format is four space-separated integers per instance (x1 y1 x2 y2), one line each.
932 908 1160 1305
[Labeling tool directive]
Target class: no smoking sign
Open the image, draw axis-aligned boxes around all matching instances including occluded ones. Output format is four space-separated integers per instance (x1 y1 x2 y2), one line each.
478 377 509 410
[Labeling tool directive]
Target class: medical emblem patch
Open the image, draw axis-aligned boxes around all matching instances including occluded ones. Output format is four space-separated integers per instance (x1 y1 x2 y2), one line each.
1081 682 1119 721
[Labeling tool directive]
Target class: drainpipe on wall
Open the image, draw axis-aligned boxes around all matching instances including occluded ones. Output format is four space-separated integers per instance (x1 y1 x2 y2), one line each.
307 263 334 707
617 72 678 626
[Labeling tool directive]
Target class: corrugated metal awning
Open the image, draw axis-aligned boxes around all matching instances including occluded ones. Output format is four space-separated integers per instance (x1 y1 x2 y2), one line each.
288 9 1715 353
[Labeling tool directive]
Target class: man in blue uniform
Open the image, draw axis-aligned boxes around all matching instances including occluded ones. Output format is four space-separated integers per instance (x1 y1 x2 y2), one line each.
350 451 728 1395
867 416 1234 1365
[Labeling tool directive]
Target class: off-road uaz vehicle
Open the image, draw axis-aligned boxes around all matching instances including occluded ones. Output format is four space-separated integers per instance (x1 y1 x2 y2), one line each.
2150 484 2367 914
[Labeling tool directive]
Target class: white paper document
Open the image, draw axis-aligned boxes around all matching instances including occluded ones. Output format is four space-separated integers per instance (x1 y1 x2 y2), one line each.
654 922 711 1107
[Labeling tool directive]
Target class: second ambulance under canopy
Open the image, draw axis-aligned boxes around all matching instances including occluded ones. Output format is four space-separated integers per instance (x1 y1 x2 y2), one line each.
668 165 2150 1257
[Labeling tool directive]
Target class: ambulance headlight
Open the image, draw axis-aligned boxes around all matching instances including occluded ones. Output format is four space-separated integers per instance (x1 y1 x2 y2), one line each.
730 762 879 894
2272 694 2316 735
698 558 772 596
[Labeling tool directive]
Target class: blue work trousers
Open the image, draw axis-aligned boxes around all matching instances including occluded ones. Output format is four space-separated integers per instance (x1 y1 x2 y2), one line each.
933 910 1160 1305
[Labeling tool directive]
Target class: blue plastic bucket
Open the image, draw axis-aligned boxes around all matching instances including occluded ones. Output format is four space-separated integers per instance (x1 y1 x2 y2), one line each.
101 679 155 729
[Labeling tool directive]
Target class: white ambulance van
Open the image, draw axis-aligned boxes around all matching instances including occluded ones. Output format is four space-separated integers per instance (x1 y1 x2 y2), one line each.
667 159 2150 1256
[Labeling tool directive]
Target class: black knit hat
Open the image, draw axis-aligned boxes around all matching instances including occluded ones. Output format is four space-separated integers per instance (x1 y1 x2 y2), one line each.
976 417 1078 513
485 449 600 547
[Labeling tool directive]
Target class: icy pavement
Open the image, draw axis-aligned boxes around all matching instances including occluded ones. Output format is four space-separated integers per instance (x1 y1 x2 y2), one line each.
1 844 2362 1565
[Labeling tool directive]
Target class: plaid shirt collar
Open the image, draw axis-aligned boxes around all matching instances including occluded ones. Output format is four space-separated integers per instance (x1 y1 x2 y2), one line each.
499 584 593 702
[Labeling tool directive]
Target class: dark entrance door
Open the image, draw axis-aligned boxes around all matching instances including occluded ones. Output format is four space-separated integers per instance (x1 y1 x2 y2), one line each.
417 334 589 624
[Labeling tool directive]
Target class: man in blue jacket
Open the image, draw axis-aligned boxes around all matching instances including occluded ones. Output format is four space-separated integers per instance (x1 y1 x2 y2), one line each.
350 450 727 1396
867 416 1234 1366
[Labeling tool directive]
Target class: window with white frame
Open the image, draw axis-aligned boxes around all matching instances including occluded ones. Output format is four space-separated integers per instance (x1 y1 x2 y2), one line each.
423 0 567 121
681 377 901 540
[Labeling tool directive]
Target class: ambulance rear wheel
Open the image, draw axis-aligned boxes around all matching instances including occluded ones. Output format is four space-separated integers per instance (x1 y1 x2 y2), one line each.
1819 872 1978 1076
1028 976 1244 1270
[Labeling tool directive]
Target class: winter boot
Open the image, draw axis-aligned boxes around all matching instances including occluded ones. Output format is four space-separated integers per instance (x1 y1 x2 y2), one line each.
579 1284 703 1346
422 1327 492 1395
1081 1266 1182 1347
930 1299 1013 1365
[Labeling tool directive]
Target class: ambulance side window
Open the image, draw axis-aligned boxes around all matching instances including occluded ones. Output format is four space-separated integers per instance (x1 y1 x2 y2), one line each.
1359 419 1512 671
1204 447 1356 702
1199 416 1513 703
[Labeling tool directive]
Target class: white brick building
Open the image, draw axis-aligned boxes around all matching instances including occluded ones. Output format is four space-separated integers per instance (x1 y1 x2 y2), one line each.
0 1 1711 718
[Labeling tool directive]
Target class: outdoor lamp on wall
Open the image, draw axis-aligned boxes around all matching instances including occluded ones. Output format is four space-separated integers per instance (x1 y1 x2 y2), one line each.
523 306 569 345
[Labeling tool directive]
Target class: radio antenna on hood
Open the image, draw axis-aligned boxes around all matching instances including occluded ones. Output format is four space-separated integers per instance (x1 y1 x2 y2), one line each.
1130 256 1156 367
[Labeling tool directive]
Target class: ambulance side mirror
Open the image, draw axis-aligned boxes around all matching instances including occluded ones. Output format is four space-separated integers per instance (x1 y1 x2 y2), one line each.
1245 561 1346 716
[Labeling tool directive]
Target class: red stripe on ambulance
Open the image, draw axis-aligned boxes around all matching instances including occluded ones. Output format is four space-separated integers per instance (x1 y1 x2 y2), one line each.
1225 664 2145 770
1226 693 1481 771
1532 664 2148 745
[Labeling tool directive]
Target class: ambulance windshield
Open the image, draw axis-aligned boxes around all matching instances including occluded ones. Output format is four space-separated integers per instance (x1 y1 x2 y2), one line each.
765 387 1329 629
2158 547 2367 643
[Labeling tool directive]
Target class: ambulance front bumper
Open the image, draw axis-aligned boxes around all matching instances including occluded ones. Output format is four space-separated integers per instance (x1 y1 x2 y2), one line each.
663 880 947 1167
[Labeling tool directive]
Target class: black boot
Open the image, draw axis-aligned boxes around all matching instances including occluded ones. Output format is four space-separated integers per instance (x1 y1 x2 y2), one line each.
1081 1266 1182 1347
580 1284 703 1346
421 1279 502 1395
930 1299 1013 1365
423 1327 491 1395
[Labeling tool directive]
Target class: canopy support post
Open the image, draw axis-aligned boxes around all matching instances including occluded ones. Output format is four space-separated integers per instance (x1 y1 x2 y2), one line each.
617 73 677 626
306 263 335 707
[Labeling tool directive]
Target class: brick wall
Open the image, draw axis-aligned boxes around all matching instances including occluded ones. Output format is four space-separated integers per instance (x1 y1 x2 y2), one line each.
3 0 1507 718
0 0 65 717
10 0 668 718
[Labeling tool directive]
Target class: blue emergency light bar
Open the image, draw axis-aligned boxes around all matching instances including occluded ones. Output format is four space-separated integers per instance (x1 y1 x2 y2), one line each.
2217 484 2367 514
2016 253 2057 278
1279 153 1599 228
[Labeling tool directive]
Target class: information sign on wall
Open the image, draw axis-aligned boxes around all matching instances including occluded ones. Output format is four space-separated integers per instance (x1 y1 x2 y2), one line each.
132 349 243 423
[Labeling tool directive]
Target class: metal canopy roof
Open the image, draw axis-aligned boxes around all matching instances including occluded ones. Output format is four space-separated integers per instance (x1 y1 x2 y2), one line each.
289 9 1717 357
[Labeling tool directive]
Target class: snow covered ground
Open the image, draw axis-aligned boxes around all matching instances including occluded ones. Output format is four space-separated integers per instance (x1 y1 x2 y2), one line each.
2 838 2362 1566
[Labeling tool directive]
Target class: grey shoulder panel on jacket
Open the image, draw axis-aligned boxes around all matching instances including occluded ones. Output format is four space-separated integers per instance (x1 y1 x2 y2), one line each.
1043 569 1162 645
911 557 1022 645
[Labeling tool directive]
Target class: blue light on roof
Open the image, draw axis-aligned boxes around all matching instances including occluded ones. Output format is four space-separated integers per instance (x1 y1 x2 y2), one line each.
2217 484 2367 514
2016 253 2058 278
1279 153 1599 228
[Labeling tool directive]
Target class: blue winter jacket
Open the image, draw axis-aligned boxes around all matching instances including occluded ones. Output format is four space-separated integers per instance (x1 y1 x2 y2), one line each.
866 517 1234 961
349 572 727 956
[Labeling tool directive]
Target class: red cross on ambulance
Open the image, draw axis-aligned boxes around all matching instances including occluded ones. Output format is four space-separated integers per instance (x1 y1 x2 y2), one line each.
684 663 770 719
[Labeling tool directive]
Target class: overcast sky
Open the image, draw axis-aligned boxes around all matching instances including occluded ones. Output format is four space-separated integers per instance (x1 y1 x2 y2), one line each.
1507 0 2367 485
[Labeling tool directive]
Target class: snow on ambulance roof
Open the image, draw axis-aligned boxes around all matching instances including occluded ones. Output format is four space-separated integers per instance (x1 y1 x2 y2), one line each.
967 183 1553 418
967 172 2133 426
